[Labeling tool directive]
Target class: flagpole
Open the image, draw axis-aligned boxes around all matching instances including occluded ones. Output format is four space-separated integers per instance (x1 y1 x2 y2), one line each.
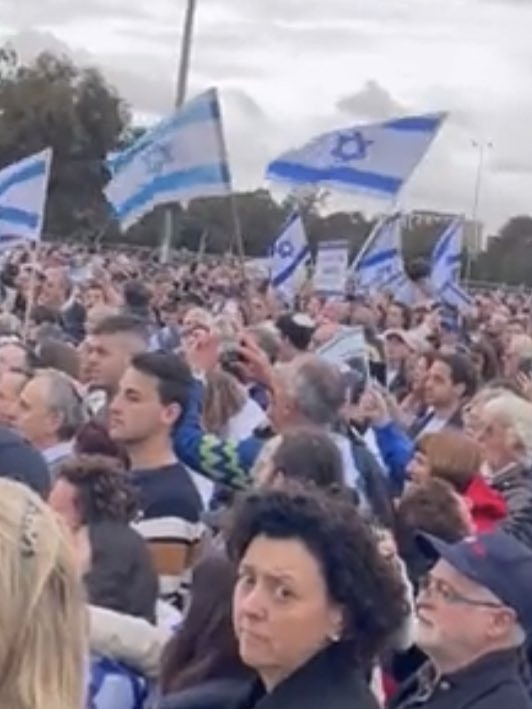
160 0 198 262
213 96 246 277
22 244 40 342
175 0 197 109
23 148 51 339
196 228 208 263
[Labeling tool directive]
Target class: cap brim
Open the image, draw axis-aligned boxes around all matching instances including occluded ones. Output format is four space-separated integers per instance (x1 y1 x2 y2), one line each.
417 533 453 562
416 533 484 588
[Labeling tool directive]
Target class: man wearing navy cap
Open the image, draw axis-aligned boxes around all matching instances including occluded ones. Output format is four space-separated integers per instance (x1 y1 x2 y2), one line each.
392 530 532 708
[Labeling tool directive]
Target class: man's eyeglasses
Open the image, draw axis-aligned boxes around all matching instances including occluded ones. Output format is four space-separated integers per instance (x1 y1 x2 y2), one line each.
419 573 504 609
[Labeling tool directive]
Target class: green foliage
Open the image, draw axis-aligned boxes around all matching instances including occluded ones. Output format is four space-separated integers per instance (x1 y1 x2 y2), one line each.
0 46 129 241
471 216 532 286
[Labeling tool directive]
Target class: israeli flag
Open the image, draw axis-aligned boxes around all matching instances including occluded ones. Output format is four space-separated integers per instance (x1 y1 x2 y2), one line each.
352 213 406 291
431 217 473 312
0 148 52 250
105 88 231 231
440 279 474 313
431 217 463 290
270 213 309 301
266 113 446 200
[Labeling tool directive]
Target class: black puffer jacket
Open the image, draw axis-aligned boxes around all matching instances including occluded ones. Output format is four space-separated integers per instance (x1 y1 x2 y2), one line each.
236 647 378 709
158 678 249 709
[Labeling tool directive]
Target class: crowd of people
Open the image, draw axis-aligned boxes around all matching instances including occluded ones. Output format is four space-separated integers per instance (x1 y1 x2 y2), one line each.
1 243 532 708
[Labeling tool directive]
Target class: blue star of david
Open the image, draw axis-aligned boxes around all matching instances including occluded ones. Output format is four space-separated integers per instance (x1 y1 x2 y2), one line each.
331 130 373 162
277 240 294 258
142 142 174 175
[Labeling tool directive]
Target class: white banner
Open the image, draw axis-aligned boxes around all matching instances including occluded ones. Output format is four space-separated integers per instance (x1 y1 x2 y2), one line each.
314 240 349 295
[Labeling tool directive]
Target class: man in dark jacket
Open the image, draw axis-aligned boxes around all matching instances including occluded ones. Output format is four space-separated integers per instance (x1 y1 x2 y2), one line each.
392 530 532 709
0 426 50 497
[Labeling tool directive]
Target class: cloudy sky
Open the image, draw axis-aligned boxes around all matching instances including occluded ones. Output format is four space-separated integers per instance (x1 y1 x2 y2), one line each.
1 0 532 232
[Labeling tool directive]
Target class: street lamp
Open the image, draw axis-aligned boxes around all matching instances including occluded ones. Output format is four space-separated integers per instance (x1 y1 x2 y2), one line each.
466 139 492 280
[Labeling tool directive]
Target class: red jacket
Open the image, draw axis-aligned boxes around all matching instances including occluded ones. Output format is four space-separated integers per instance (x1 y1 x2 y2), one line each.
465 476 507 532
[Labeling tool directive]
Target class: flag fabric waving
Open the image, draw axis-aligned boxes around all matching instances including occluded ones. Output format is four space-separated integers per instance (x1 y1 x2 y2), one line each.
105 89 231 231
430 217 464 291
266 113 446 200
0 148 52 250
270 213 309 302
440 279 475 312
352 212 407 291
430 216 473 312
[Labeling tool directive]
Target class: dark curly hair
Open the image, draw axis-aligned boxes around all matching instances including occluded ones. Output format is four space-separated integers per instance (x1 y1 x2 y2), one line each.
227 485 408 668
56 454 138 525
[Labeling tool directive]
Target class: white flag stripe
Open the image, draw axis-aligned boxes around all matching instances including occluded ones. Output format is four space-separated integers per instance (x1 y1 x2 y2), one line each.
270 213 309 302
105 89 230 232
431 217 464 291
353 213 405 291
267 113 446 199
105 121 226 205
0 148 52 248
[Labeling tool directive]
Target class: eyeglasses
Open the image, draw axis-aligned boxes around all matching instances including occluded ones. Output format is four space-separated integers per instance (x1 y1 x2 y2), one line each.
419 574 504 609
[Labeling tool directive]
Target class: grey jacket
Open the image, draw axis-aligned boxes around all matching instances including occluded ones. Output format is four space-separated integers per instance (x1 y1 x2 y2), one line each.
492 463 532 550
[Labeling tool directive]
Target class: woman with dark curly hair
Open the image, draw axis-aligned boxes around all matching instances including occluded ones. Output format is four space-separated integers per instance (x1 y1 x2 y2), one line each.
227 485 409 709
49 454 137 530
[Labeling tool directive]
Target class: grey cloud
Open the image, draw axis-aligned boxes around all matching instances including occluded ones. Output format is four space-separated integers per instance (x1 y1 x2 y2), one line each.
6 26 271 154
336 80 407 120
221 87 273 183
491 157 532 176
0 0 148 25
220 88 265 121
6 28 92 64
6 29 174 113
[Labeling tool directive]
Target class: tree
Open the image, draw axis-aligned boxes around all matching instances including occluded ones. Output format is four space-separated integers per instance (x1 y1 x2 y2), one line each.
471 216 532 286
0 47 130 239
180 190 288 257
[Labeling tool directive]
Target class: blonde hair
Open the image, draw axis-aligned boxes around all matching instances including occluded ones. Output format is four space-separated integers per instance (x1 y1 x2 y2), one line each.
0 479 86 709
203 369 247 435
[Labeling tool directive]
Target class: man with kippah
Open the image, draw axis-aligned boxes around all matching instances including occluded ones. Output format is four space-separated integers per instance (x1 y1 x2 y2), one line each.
275 312 315 362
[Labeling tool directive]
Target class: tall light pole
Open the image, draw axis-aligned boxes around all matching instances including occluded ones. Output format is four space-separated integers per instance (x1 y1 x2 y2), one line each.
161 0 198 261
466 139 492 280
175 0 198 109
